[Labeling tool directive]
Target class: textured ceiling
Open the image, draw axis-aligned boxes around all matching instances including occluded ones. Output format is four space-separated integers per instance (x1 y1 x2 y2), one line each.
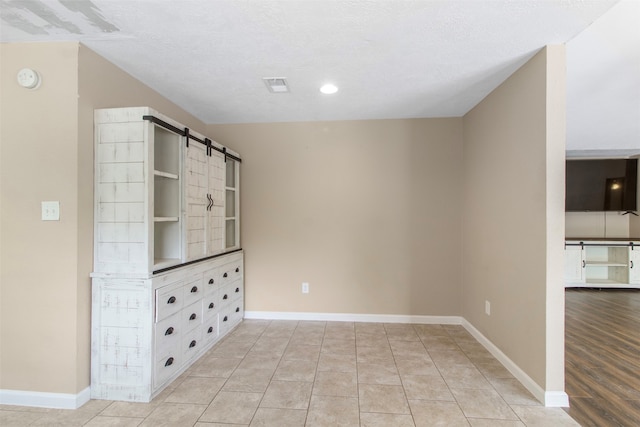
1 0 638 151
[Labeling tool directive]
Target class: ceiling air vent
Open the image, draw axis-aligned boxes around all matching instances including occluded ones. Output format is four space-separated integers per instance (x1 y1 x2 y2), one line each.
263 77 289 93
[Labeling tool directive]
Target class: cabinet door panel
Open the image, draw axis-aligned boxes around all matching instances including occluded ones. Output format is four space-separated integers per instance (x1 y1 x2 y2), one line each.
630 248 640 284
207 152 225 255
564 246 585 284
185 143 208 260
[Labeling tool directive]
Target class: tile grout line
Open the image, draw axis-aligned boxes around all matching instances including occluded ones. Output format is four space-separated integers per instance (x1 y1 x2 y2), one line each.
450 328 526 425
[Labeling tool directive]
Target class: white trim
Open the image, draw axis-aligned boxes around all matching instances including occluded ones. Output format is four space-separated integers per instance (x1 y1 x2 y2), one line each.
461 319 569 407
244 311 463 325
0 387 91 409
545 391 571 407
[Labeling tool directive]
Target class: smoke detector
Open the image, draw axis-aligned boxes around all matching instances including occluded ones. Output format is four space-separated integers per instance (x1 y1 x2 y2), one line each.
263 77 289 93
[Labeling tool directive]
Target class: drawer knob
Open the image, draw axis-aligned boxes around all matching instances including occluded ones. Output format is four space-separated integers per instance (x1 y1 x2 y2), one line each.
167 296 176 304
165 327 174 336
235 287 240 293
223 294 228 300
189 313 197 321
190 286 198 293
189 340 197 348
235 307 240 312
208 279 214 284
223 316 228 322
223 272 228 278
165 357 174 367
209 302 214 309
208 326 213 333
235 267 240 273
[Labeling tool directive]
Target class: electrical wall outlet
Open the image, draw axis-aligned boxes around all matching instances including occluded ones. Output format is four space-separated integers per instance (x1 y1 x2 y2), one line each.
42 201 60 221
302 282 309 294
485 300 491 316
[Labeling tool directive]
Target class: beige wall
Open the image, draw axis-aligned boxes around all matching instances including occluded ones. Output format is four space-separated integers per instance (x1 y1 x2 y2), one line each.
0 42 207 395
1 41 565 400
208 119 463 316
461 46 566 391
1 42 80 394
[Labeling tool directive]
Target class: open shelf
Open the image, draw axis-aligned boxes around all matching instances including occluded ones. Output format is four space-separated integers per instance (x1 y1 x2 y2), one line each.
154 221 181 267
154 176 180 218
153 258 181 270
225 219 236 249
224 158 239 249
154 217 179 222
586 278 625 284
154 170 179 180
154 126 180 176
585 261 628 267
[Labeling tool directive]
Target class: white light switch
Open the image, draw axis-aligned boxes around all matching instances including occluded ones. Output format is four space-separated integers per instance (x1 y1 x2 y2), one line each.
42 201 60 221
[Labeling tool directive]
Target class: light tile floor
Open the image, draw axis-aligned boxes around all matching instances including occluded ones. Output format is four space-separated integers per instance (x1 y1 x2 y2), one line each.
0 320 580 426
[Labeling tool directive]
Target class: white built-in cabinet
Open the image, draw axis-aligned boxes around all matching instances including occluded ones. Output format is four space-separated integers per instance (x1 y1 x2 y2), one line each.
91 107 242 402
564 240 640 288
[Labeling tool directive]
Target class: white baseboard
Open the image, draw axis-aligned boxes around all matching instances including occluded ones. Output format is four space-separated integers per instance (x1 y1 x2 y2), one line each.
461 319 569 407
0 386 91 409
244 311 463 325
245 311 568 408
544 391 570 407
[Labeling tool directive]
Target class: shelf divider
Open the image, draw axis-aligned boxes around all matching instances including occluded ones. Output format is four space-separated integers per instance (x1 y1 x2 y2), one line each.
154 170 179 180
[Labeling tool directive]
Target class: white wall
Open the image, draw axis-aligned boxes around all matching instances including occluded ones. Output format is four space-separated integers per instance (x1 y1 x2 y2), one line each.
565 212 630 238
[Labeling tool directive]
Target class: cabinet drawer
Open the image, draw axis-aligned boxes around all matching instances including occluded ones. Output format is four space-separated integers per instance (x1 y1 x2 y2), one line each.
230 282 243 301
219 260 243 286
153 268 188 288
155 352 182 388
203 291 219 320
182 300 203 332
203 268 220 295
182 326 202 362
202 317 219 345
221 299 243 324
219 302 241 332
219 311 233 334
183 275 204 307
230 304 244 326
219 284 233 308
156 281 184 322
220 282 242 307
155 312 181 361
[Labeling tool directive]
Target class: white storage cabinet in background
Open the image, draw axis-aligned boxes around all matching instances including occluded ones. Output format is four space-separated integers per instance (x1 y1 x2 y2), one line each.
564 240 640 289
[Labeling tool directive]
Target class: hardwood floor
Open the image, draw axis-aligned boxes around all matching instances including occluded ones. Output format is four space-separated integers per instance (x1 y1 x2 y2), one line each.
564 288 640 427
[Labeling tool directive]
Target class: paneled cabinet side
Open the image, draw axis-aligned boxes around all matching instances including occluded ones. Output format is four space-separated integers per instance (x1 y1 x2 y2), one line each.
91 278 154 401
94 108 150 275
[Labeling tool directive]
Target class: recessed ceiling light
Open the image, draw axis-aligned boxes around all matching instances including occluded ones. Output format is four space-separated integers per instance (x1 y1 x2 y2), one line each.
320 83 338 94
263 77 289 93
